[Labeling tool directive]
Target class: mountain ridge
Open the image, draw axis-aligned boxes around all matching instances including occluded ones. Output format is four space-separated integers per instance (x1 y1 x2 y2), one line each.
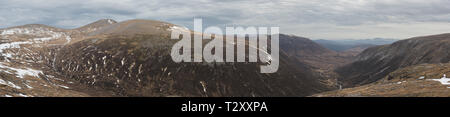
0 19 344 97
337 33 450 87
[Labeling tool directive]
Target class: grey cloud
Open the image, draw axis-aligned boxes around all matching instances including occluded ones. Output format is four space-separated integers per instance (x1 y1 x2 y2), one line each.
0 0 449 39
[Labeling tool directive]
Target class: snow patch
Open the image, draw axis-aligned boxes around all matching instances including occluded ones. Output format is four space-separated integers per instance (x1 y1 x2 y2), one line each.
65 35 72 43
121 58 125 66
168 25 190 32
25 83 33 89
1 27 70 44
0 41 33 53
0 28 32 35
18 93 29 97
7 81 22 89
1 27 62 36
107 19 114 24
0 41 33 59
418 76 425 80
0 79 7 85
428 74 450 85
56 84 69 89
0 62 43 79
33 37 53 42
396 81 406 84
0 79 22 89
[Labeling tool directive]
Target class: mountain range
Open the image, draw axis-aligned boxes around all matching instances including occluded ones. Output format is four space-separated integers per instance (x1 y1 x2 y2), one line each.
315 33 450 96
0 19 350 97
313 38 397 52
1 19 449 97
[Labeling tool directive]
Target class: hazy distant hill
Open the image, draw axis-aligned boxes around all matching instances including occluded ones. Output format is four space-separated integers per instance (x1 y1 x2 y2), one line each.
313 38 397 52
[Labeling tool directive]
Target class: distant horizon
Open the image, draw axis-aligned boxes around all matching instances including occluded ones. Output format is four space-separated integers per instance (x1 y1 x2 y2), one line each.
5 18 446 41
311 37 399 40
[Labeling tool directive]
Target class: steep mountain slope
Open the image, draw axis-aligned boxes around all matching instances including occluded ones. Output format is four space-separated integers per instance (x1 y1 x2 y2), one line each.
48 34 331 96
47 21 341 96
0 19 341 97
337 33 450 87
314 63 450 97
0 24 94 97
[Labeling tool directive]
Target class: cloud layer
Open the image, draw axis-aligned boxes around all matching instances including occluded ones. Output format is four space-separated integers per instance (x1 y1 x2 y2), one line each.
1 0 449 39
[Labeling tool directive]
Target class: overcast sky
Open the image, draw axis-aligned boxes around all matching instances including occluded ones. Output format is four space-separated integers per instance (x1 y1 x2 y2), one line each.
1 0 449 40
